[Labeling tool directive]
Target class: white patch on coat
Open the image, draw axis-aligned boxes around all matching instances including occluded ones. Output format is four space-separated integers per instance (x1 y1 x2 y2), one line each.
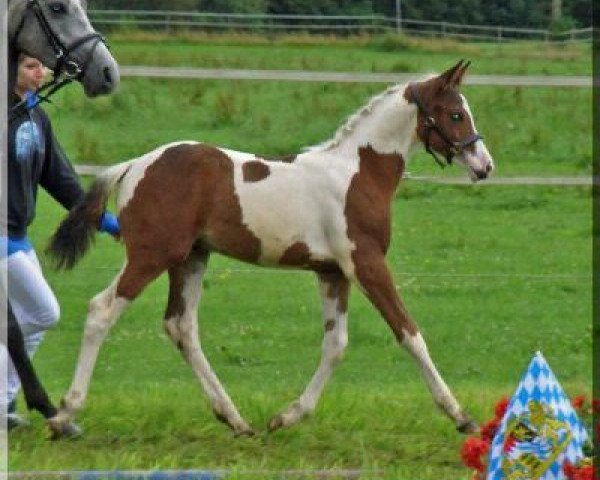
222 148 359 273
459 95 495 174
222 85 424 275
402 331 463 419
308 84 419 160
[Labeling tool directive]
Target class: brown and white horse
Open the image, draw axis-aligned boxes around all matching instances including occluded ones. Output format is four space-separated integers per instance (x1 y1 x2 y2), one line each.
47 60 494 438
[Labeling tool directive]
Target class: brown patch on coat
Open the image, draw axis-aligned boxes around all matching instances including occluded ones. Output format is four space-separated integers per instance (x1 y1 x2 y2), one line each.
164 246 208 320
164 266 186 319
279 242 343 277
116 143 262 300
345 145 404 255
325 319 336 332
279 241 311 266
242 161 271 183
344 145 418 341
318 271 350 313
403 61 476 159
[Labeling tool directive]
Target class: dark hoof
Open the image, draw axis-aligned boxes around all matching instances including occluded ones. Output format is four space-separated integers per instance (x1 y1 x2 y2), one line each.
48 422 83 440
213 409 254 436
47 415 83 441
267 414 285 432
234 427 255 438
213 409 229 426
457 419 479 434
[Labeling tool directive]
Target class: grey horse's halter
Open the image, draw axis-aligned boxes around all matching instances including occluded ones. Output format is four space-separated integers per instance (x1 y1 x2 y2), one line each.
10 0 107 114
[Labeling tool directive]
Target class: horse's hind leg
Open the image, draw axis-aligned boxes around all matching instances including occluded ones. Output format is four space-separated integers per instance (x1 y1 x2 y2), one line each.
48 264 136 438
163 248 253 436
268 271 350 431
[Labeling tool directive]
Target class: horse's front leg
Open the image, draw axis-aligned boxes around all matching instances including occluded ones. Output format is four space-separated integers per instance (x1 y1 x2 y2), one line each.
352 247 477 434
163 251 253 436
268 271 349 431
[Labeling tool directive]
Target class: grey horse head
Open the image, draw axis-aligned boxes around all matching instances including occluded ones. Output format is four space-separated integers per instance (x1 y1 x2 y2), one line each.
8 0 119 97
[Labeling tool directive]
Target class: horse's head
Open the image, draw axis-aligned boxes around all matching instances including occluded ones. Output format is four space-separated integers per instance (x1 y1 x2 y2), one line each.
406 60 494 181
8 0 119 97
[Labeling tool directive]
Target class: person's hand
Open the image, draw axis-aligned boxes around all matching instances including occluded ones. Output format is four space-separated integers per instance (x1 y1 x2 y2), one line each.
99 211 120 240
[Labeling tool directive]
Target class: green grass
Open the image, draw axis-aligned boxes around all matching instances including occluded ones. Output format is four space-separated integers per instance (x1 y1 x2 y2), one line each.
106 32 592 75
8 182 592 478
7 35 593 478
48 80 592 177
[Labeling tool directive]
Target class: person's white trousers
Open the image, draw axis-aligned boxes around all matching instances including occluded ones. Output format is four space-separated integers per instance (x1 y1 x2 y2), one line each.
1 249 60 408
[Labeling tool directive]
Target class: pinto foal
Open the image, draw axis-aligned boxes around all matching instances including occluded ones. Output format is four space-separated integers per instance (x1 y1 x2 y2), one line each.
47 61 494 438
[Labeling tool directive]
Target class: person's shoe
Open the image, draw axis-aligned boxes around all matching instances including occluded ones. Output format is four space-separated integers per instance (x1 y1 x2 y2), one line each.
5 400 30 431
7 412 30 431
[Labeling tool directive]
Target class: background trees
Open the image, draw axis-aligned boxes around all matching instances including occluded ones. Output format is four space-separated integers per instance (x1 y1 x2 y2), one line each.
90 0 591 28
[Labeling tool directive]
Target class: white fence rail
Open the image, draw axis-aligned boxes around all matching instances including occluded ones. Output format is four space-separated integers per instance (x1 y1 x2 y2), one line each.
88 10 592 43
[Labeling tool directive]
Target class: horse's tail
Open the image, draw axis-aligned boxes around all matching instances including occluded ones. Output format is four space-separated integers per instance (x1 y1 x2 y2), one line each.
47 161 132 270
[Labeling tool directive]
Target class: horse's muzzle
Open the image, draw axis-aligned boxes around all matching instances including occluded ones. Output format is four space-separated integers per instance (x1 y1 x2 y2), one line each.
473 168 489 181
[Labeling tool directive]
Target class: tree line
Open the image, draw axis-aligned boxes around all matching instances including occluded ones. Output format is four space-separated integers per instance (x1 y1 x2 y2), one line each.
92 0 591 29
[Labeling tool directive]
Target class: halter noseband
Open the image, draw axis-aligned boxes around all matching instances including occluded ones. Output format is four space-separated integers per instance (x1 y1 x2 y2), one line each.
409 83 483 168
11 0 107 110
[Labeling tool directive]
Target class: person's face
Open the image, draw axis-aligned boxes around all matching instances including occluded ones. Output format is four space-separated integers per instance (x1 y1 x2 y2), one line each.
16 57 46 94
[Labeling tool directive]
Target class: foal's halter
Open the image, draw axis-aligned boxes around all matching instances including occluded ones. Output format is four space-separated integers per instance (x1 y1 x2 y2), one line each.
11 0 107 110
409 84 482 168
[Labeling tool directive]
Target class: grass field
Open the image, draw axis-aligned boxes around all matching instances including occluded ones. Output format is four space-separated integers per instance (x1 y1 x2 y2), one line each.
105 32 592 75
7 35 593 479
8 182 592 478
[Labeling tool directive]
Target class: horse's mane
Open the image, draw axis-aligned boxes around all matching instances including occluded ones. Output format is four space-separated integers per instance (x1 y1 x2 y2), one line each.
306 75 436 153
305 83 406 153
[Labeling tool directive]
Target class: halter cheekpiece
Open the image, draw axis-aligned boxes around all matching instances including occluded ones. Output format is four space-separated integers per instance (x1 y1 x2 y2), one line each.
409 83 482 168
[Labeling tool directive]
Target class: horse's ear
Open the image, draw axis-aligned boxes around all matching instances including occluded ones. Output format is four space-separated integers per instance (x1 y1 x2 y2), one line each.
439 60 470 90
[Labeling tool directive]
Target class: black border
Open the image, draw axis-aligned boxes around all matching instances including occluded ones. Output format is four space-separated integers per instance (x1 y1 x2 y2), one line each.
593 0 599 477
1 0 8 475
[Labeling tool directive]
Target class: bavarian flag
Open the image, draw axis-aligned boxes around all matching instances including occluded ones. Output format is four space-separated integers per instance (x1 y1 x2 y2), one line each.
486 351 589 479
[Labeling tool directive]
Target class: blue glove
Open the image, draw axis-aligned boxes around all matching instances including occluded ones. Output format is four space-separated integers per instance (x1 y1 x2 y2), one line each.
99 211 120 237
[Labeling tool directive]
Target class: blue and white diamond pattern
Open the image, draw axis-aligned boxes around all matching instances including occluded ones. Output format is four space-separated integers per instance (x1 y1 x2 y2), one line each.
486 351 588 480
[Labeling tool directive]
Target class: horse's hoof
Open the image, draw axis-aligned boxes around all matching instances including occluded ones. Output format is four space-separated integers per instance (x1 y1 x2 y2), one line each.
213 409 229 426
457 418 479 434
47 416 82 440
267 414 285 432
213 408 253 436
58 421 83 440
233 426 255 438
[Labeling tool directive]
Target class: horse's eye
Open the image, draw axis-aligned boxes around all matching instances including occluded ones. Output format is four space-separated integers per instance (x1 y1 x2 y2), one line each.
49 2 67 14
450 112 463 122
